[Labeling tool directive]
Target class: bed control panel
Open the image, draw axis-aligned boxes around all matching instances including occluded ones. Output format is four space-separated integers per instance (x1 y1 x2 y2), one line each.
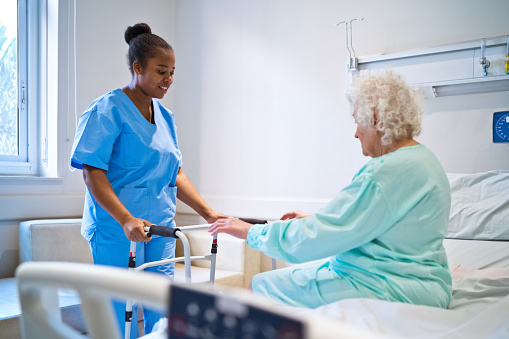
168 284 305 339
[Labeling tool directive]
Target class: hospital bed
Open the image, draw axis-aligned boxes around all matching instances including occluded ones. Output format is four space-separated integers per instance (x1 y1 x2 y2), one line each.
17 262 389 339
16 170 509 338
281 170 509 338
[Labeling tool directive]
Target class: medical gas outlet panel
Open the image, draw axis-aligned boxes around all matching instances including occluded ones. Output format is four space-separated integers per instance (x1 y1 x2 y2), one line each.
345 35 509 99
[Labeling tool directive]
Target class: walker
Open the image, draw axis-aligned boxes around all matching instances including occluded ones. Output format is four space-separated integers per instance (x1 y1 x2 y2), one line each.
124 218 268 338
124 224 218 339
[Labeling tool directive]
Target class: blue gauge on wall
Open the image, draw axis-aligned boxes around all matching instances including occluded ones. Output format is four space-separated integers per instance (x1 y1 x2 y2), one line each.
493 111 509 143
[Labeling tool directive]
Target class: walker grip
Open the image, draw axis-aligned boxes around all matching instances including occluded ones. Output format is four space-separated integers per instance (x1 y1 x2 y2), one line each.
239 217 268 225
148 225 181 238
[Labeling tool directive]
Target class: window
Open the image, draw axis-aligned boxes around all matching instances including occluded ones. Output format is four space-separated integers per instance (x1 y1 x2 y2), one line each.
0 0 68 177
0 0 34 175
0 2 18 157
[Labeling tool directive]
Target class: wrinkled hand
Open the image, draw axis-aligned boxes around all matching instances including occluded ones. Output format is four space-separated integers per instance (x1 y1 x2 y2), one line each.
208 218 252 240
280 210 313 220
122 216 152 242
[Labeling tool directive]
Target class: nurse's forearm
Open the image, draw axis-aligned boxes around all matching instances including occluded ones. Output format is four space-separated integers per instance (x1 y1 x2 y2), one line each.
82 165 151 242
176 169 216 222
82 164 132 225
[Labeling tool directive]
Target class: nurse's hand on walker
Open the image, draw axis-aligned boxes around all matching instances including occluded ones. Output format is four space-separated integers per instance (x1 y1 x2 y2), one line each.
280 210 313 220
208 218 252 240
121 215 153 243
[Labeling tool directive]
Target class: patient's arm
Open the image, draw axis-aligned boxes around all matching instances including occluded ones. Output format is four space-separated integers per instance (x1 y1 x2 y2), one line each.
280 210 313 220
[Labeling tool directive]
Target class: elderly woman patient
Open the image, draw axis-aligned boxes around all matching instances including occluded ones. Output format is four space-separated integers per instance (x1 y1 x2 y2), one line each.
209 70 453 309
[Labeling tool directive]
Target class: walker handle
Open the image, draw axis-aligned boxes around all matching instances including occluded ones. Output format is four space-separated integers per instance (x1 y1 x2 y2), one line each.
144 225 181 238
239 217 268 225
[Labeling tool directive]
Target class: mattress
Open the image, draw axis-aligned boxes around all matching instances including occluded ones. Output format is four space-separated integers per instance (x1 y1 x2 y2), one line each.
443 238 509 269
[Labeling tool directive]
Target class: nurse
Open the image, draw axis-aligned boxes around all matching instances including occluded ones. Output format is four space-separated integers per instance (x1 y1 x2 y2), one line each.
71 23 226 337
209 70 453 310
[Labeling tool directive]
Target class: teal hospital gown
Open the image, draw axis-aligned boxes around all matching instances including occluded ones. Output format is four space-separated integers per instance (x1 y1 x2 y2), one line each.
247 144 453 309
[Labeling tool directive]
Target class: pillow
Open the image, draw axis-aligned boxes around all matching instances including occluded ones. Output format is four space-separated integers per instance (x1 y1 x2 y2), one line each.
446 170 509 240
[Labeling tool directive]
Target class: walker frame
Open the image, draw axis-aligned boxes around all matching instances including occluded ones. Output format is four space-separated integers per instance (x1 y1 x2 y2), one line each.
124 224 217 339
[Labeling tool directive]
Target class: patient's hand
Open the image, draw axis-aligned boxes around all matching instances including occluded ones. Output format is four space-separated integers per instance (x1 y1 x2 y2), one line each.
280 210 313 220
208 218 252 239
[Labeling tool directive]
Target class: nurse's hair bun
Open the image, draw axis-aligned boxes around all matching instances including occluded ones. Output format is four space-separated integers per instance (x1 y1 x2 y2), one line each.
124 23 152 45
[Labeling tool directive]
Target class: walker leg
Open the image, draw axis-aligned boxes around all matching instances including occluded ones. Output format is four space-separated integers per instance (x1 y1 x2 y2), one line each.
209 235 218 287
125 241 137 339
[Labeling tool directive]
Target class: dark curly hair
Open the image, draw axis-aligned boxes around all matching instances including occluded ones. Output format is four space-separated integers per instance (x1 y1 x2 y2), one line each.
124 23 173 76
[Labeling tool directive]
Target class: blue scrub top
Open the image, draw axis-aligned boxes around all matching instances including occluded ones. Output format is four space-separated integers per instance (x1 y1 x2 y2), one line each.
71 88 182 242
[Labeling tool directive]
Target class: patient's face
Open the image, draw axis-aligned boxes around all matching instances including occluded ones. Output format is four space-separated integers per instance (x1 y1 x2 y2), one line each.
354 111 381 158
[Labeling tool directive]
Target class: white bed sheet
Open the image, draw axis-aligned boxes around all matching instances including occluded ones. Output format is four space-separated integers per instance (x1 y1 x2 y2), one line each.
282 266 509 338
444 238 509 269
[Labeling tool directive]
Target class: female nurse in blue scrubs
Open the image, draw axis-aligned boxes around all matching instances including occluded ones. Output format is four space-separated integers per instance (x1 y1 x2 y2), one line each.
71 23 227 337
209 70 453 311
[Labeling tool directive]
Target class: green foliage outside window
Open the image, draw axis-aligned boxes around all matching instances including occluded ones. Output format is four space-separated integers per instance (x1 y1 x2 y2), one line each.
0 24 18 156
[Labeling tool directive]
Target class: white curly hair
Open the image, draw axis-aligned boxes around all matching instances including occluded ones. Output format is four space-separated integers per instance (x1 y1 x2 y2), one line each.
351 70 424 146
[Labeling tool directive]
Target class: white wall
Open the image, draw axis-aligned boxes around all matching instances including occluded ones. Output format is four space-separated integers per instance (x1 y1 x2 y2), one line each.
1 0 508 277
74 1 175 116
172 0 509 219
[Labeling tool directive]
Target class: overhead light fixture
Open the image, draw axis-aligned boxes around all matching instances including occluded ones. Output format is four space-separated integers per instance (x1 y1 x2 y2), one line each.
431 78 509 97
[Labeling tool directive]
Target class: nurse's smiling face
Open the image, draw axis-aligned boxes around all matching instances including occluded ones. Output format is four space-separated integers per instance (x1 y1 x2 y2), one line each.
135 48 175 100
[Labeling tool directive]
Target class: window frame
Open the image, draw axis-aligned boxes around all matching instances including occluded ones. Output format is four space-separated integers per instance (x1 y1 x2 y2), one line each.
0 0 38 175
0 0 60 177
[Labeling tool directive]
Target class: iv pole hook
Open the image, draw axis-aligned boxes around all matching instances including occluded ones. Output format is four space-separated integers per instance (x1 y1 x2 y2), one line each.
336 18 364 72
336 20 352 60
348 18 364 59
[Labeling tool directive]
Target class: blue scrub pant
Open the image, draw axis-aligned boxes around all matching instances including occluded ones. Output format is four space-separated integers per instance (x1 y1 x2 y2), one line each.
89 233 175 338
